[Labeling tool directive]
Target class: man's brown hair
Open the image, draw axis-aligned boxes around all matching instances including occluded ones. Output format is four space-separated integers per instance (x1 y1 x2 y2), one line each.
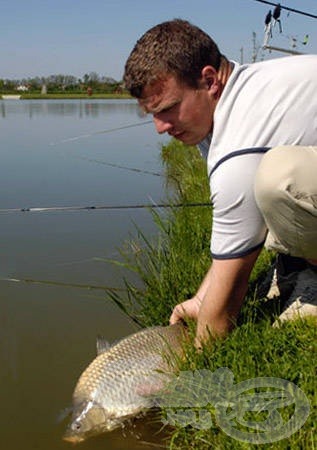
124 19 222 98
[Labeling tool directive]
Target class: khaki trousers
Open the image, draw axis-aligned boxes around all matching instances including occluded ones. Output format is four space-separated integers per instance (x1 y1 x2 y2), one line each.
254 146 317 260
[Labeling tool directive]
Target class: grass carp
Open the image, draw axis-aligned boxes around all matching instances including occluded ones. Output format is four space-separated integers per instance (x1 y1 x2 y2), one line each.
63 323 186 443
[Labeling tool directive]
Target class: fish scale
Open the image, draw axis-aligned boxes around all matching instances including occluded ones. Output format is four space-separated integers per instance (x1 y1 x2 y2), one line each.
64 323 185 443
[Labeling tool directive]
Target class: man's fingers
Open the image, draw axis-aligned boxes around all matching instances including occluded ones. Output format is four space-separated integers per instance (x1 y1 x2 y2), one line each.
169 303 188 324
169 306 181 324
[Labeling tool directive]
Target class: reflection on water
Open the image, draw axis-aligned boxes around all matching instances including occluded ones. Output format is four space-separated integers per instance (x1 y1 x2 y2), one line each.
0 98 142 119
0 100 171 450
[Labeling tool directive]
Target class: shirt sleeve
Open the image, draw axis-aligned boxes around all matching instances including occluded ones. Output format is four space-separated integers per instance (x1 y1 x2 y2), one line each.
210 153 267 259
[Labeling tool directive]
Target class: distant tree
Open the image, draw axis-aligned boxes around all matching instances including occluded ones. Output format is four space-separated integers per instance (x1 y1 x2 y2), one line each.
83 73 89 85
0 79 17 93
0 72 122 94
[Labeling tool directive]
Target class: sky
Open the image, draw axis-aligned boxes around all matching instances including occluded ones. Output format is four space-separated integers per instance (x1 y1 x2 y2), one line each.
1 0 316 81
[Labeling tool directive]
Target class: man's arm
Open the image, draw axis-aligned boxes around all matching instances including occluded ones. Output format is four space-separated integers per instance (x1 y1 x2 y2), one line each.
170 248 261 343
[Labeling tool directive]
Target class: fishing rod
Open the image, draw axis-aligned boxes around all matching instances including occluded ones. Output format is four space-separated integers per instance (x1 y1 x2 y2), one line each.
0 202 212 214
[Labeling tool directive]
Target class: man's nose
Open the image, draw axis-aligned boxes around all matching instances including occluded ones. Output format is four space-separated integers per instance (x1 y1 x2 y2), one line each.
153 115 173 134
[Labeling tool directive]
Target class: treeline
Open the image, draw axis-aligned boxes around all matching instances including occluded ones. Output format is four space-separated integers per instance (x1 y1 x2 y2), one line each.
0 72 125 94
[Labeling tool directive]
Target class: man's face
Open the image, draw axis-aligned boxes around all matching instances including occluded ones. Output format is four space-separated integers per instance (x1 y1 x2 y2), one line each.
138 74 216 146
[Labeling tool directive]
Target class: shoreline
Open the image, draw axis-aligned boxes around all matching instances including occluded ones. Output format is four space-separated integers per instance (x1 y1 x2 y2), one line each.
1 93 132 100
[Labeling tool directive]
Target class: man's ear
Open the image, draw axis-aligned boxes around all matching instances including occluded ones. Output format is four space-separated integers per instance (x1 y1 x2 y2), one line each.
201 66 219 95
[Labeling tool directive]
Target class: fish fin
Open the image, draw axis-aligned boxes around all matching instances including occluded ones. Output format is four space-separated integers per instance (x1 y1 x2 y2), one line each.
96 335 112 354
136 373 172 397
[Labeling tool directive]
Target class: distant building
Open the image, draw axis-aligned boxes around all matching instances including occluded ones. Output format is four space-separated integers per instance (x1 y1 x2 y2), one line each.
16 84 29 92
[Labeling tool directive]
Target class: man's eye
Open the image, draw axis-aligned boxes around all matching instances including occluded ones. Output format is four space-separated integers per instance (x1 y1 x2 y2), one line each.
160 104 177 114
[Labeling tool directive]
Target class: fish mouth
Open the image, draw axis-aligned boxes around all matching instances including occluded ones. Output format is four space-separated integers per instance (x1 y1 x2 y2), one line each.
62 400 116 443
63 433 85 444
62 420 118 444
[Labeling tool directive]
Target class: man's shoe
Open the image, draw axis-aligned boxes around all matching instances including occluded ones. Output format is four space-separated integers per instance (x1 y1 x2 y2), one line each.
258 254 307 301
273 268 317 326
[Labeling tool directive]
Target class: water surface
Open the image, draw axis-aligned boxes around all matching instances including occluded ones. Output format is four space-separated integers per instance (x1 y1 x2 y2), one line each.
0 99 171 449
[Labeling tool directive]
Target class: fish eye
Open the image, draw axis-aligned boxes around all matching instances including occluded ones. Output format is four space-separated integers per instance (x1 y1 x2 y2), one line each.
72 421 82 431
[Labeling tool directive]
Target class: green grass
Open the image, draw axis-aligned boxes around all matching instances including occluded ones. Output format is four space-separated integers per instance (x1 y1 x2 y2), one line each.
105 140 212 326
168 318 316 449
105 139 316 449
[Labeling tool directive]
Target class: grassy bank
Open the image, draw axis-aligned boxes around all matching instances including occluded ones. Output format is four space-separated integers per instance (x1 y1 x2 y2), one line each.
108 140 316 449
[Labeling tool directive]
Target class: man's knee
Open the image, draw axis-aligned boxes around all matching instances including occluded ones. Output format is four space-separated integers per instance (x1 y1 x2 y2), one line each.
254 145 317 259
254 146 291 214
255 145 317 211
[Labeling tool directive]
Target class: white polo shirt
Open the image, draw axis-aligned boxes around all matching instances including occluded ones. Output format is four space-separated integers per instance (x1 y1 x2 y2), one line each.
198 55 317 259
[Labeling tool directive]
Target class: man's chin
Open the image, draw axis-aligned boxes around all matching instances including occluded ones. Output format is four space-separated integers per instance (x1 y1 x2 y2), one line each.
174 133 199 146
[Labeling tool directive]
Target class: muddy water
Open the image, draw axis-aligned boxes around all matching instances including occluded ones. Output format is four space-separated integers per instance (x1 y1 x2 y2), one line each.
0 99 171 449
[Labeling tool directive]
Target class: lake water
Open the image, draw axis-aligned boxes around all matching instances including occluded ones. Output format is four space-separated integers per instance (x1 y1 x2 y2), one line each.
0 99 172 449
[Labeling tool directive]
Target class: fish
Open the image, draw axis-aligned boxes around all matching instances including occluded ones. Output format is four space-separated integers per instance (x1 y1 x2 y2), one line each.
63 323 186 443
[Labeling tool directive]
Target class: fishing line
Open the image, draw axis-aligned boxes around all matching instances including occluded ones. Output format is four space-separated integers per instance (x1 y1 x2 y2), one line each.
0 202 211 214
72 155 162 177
0 277 150 327
50 119 162 177
4 118 209 214
50 120 153 146
0 276 126 292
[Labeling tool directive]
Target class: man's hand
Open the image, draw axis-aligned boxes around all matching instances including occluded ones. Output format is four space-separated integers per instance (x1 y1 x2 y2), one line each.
169 295 202 325
169 248 261 345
